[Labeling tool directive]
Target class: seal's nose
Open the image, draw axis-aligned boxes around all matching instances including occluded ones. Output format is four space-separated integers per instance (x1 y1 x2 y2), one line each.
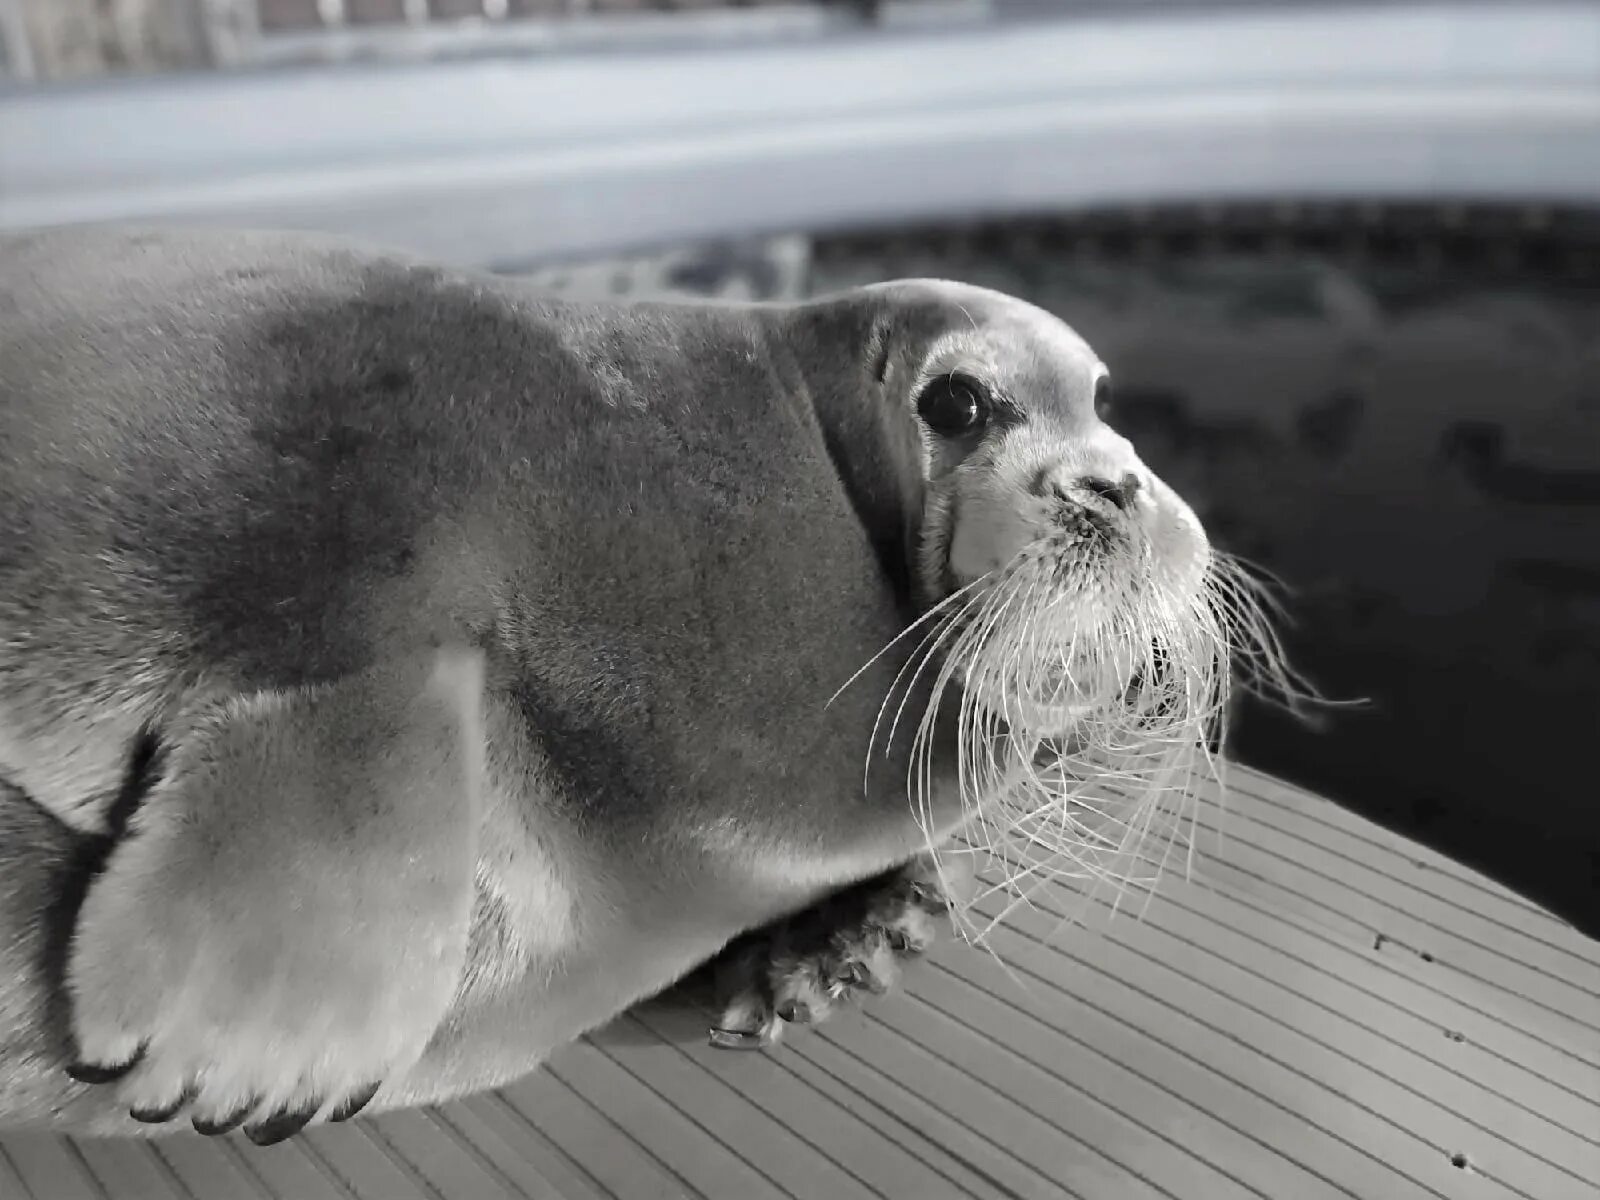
1079 473 1142 511
1034 467 1143 512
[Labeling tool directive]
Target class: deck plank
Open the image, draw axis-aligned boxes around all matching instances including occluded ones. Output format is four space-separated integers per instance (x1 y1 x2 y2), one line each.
585 1017 899 1200
294 1122 441 1200
1222 775 1599 964
799 1001 1172 1200
6 765 1597 1199
0 1136 106 1200
960 882 1588 1200
1228 771 1585 935
543 1040 788 1199
1185 802 1600 1029
211 1135 352 1200
706 1008 1068 1198
943 905 1470 1200
495 1068 696 1198
1193 840 1599 1058
431 1097 607 1200
137 1136 266 1200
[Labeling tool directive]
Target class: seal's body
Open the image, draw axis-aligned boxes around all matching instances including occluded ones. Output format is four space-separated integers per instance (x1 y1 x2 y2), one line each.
0 227 1219 1140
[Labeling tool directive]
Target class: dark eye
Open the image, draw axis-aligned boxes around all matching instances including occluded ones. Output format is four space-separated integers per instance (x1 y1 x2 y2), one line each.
1093 376 1114 422
917 375 990 437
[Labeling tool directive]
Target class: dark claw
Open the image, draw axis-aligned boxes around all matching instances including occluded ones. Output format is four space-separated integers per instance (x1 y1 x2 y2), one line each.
838 960 888 995
707 1027 765 1051
193 1103 254 1136
775 1001 811 1025
66 1042 147 1085
330 1081 381 1123
130 1085 194 1124
888 930 927 957
243 1102 319 1147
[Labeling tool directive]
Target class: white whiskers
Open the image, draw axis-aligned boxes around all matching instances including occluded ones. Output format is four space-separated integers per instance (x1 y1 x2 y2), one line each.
859 535 1313 949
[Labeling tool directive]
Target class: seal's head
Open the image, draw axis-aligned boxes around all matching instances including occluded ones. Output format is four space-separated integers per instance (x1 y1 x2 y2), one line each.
878 282 1205 674
799 280 1296 920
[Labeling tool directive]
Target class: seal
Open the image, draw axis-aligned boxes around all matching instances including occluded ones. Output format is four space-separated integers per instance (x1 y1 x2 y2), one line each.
0 226 1286 1142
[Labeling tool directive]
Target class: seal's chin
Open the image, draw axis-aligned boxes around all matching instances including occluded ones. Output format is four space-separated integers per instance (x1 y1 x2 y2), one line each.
937 506 1211 746
985 694 1095 741
968 637 1139 739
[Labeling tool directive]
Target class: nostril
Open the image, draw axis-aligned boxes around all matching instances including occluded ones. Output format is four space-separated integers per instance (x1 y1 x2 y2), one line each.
1034 468 1144 510
1032 466 1071 503
1079 473 1142 511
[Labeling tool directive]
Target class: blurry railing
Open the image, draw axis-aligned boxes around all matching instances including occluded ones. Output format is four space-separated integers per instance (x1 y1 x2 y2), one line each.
1 3 1494 81
220 2 990 69
3 1 1595 268
0 0 989 80
0 0 203 80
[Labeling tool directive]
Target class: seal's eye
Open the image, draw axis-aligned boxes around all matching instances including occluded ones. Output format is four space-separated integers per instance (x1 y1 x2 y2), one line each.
1093 376 1114 422
917 375 990 437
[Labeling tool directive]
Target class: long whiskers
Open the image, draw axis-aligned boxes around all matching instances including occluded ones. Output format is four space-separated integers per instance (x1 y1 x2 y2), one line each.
845 537 1317 950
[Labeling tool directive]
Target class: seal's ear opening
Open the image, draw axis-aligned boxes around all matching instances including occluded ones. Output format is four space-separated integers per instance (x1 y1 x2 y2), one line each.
866 319 893 385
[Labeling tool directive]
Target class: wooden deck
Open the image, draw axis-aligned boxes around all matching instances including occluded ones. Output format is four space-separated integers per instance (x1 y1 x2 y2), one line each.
3 766 1596 1199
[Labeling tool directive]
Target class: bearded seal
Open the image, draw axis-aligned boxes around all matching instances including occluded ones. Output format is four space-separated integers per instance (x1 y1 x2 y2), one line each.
0 226 1278 1143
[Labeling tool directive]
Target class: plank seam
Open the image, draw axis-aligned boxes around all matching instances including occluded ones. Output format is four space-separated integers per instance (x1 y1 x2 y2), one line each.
1228 773 1564 919
58 1139 112 1200
1185 850 1600 1049
354 1121 450 1200
781 1032 1081 1200
422 1107 566 1200
619 1012 899 1200
146 1142 208 1200
1222 784 1587 947
266 1134 363 1200
585 1035 796 1199
541 1061 704 1199
825 1012 1185 1200
0 1143 26 1199
1139 886 1599 1145
1182 811 1600 1021
1184 870 1600 1103
222 1137 325 1200
976 829 1600 1100
895 982 1294 1200
1217 790 1600 975
1004 892 1598 1188
976 840 1600 1147
941 922 1459 1200
478 1091 617 1200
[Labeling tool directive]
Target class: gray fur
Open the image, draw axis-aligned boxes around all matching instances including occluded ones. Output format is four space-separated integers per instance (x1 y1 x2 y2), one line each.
0 226 997 1133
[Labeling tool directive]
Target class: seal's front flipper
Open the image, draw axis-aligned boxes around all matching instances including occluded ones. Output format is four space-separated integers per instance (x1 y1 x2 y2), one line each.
707 855 967 1049
63 647 484 1140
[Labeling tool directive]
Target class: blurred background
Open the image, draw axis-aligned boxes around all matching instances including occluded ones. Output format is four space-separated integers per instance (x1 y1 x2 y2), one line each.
2 0 1597 935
